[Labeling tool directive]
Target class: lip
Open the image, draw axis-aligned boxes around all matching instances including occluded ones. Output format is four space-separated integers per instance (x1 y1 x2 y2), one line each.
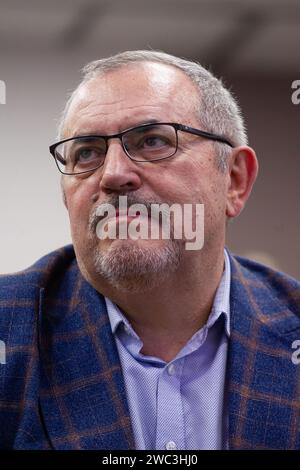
115 210 139 219
115 209 129 217
114 210 149 220
100 211 147 225
114 214 138 222
94 210 151 232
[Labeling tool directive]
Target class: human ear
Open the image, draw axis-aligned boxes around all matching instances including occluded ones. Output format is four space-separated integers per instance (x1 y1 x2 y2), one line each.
226 146 258 218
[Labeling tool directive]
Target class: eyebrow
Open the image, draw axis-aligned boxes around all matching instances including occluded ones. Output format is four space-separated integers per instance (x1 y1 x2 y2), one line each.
71 119 161 138
70 136 101 143
138 119 160 126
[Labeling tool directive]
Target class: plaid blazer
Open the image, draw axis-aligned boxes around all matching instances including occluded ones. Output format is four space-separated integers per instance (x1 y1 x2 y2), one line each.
0 244 300 450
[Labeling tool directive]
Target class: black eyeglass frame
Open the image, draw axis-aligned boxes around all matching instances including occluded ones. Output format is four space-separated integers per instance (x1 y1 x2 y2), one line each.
49 122 234 175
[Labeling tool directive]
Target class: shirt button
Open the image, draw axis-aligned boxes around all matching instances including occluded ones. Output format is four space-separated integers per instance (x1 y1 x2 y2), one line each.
167 364 176 376
165 441 177 450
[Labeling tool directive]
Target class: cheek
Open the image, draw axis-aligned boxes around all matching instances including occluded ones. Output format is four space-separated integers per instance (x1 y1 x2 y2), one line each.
204 180 228 231
63 177 98 233
170 158 214 202
180 158 227 221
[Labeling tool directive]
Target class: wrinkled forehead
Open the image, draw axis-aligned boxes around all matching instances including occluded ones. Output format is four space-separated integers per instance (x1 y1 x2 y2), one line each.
64 62 200 134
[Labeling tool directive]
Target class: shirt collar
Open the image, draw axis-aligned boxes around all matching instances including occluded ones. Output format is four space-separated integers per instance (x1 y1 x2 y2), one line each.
105 248 231 339
105 296 135 337
207 248 231 337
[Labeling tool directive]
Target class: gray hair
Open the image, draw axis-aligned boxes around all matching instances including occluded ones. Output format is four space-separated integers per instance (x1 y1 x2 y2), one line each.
58 50 248 171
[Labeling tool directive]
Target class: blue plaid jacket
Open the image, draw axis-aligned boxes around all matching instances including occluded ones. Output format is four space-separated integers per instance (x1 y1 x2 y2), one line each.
0 245 300 449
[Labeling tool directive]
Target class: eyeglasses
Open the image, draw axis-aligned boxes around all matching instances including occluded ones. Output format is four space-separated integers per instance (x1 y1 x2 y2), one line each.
49 122 234 175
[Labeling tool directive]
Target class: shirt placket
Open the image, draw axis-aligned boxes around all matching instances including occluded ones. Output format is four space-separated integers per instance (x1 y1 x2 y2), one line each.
155 359 185 450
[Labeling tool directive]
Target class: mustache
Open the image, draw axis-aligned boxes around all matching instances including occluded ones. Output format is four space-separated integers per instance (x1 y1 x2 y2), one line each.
88 193 169 232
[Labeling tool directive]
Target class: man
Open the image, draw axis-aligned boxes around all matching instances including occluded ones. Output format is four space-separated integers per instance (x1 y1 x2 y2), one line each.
0 50 299 450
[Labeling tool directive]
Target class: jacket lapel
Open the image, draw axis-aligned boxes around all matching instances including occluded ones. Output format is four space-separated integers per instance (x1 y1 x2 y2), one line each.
227 255 300 449
38 264 134 450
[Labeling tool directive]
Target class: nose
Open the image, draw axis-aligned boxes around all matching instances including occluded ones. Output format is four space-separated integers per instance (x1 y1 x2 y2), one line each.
99 139 142 194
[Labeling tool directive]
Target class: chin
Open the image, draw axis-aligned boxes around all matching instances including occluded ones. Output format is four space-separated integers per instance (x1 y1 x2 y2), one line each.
92 238 182 293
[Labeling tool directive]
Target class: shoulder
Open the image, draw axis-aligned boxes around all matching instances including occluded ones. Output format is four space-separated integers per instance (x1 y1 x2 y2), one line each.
0 244 76 293
0 245 76 447
0 244 77 339
229 251 300 317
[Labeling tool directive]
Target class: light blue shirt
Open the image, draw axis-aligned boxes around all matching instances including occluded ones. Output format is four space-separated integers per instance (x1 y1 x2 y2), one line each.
105 250 231 450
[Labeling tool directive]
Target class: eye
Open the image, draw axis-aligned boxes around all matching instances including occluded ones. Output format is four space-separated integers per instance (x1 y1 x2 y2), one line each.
72 146 104 166
76 147 99 162
139 134 171 149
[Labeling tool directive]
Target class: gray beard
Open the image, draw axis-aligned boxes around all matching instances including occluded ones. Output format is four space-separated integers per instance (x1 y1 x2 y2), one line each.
93 239 182 293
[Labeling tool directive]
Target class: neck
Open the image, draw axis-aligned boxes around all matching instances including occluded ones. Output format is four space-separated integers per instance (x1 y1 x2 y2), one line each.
94 247 225 362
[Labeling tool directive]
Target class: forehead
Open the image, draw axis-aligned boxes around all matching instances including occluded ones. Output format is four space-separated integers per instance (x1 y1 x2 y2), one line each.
65 62 199 136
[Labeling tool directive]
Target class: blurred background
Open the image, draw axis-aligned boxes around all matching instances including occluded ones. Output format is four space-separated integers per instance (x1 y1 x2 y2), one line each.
0 0 299 278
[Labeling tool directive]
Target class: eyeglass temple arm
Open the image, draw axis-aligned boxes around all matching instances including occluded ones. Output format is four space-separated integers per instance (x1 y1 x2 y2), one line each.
176 124 234 147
